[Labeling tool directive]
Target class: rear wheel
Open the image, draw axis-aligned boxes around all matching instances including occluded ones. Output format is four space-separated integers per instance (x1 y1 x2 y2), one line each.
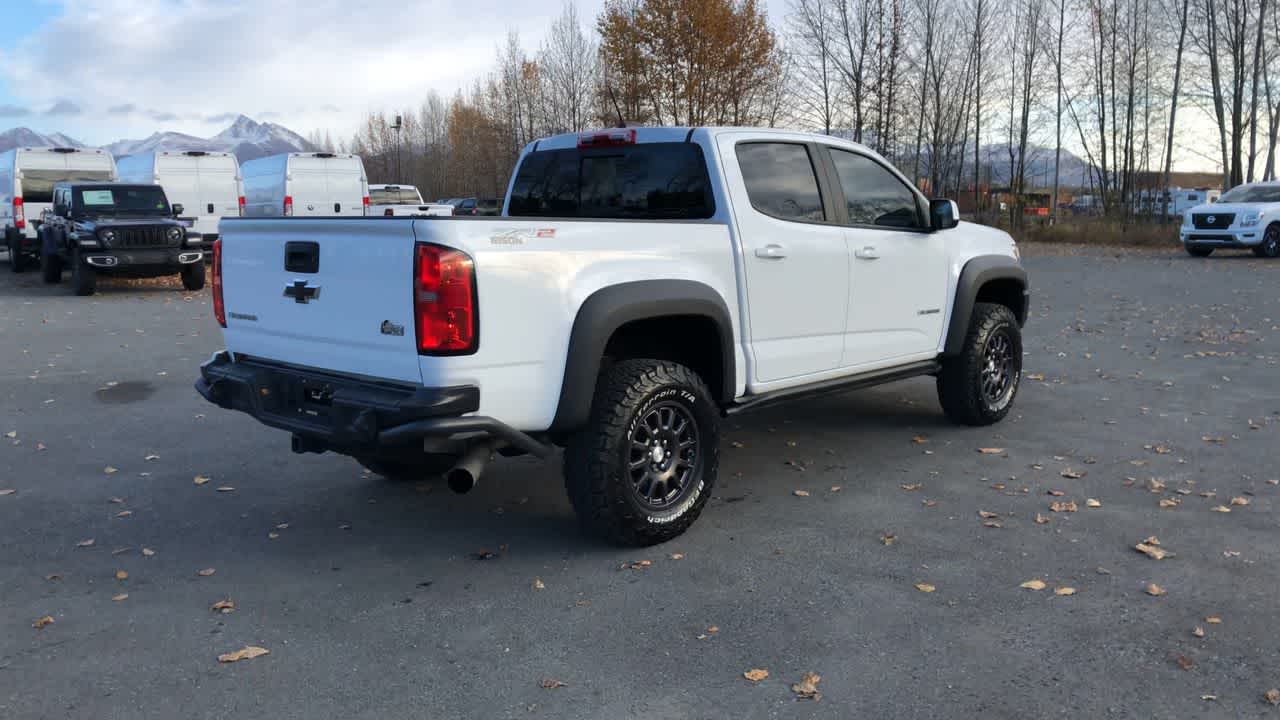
357 454 457 481
1252 225 1280 258
937 303 1022 426
40 247 63 284
71 251 96 296
1185 245 1213 257
564 359 720 546
8 231 27 273
181 263 205 290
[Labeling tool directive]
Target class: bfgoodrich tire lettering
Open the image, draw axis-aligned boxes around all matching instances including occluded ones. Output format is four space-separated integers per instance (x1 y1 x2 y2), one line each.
564 359 720 546
937 302 1022 426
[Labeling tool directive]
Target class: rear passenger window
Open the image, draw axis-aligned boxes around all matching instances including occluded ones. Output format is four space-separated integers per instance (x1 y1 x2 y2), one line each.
736 143 825 222
508 142 714 219
829 149 924 229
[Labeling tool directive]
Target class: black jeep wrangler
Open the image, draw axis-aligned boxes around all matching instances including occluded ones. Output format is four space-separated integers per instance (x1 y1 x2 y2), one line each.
37 183 205 296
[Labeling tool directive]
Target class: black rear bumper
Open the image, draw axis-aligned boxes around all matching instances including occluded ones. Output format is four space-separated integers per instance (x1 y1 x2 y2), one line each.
195 351 551 457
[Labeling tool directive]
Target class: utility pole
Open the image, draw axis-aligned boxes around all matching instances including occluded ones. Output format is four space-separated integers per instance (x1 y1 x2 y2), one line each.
391 114 403 180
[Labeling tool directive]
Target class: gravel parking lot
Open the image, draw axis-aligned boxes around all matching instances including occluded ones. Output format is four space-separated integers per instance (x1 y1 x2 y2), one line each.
2 246 1278 719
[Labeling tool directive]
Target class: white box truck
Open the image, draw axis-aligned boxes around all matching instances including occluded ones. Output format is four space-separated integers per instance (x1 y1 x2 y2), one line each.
115 150 242 250
2 147 117 272
240 152 369 218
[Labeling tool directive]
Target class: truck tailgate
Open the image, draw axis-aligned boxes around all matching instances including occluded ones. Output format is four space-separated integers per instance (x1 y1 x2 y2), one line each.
219 218 423 384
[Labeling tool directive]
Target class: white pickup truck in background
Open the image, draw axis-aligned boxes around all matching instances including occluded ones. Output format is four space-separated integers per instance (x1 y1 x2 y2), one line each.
197 126 1029 546
367 183 454 217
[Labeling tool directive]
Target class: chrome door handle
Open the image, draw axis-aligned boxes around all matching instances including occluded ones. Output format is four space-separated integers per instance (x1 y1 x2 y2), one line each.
854 246 880 260
754 244 787 259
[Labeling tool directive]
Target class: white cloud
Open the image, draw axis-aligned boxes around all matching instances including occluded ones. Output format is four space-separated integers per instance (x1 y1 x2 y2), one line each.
1 0 609 144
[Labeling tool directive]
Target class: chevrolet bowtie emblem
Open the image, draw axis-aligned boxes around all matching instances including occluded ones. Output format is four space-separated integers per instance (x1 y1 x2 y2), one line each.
284 280 321 304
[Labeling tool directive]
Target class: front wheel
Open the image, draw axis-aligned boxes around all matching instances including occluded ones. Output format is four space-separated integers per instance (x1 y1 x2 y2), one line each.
40 248 63 284
71 251 96 296
1252 226 1280 258
1185 245 1213 257
937 303 1023 426
564 359 720 546
181 263 206 290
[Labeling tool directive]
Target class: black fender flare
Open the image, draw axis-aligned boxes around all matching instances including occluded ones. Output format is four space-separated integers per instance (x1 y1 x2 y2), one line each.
943 255 1029 356
549 279 735 432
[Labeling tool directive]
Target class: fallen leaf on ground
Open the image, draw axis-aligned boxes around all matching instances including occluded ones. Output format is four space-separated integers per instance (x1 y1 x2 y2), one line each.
539 679 568 689
900 483 921 492
1020 579 1046 590
1035 513 1050 524
743 668 769 682
1146 583 1166 596
32 615 54 629
1159 498 1181 508
879 533 896 546
669 553 684 560
216 486 235 493
912 435 928 444
114 570 128 581
212 599 236 614
1201 694 1218 701
1192 626 1205 637
830 485 842 492
791 671 822 700
141 548 155 557
1050 501 1078 513
144 454 160 461
1265 689 1280 705
115 510 132 518
3 431 15 438
1085 498 1102 508
1061 469 1086 479
476 549 497 560
532 578 546 590
1027 373 1046 381
1135 541 1173 560
1210 505 1231 513
978 510 999 519
914 583 936 593
978 448 1005 455
197 568 216 577
76 538 95 548
193 475 210 486
1054 586 1077 596
1174 654 1194 671
0 489 15 496
1047 489 1066 497
103 466 118 475
112 593 128 602
621 560 652 570
217 646 269 663
793 489 810 497
1230 497 1250 506
1205 616 1222 624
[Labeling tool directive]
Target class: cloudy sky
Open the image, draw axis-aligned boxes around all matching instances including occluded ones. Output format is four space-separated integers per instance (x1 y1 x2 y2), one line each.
0 0 639 145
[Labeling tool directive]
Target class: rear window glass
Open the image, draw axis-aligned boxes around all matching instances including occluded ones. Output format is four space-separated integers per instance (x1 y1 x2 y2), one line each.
370 187 423 205
508 142 714 219
19 169 115 203
735 143 825 222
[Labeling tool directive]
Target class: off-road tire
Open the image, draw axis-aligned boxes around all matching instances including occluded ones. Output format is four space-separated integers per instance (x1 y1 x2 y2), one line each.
181 264 206 291
1185 246 1213 257
937 302 1022 426
71 251 96 296
1252 225 1280 258
564 359 720 546
40 247 63 284
357 454 458 481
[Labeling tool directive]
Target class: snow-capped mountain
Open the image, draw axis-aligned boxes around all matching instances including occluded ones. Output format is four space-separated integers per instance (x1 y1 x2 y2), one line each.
0 127 86 153
105 115 314 161
0 115 314 161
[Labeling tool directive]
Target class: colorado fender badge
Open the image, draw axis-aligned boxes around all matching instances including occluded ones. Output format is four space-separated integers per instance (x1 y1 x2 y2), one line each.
380 320 405 337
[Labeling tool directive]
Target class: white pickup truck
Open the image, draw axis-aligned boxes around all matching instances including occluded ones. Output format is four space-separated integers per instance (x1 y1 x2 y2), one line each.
197 127 1029 546
367 183 454 217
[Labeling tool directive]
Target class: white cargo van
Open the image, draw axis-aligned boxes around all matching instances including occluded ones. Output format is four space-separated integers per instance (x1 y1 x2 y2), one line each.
240 152 369 218
116 150 242 248
2 147 117 271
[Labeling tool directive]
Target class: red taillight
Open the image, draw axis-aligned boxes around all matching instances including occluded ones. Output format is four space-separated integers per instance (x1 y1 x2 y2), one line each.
577 128 636 148
362 195 370 216
283 195 293 216
13 197 24 229
237 196 245 216
414 243 476 354
211 239 225 327
384 208 394 217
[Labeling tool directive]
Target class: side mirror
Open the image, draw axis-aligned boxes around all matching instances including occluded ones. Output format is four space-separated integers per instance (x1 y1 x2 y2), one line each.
930 198 960 230
172 203 185 216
